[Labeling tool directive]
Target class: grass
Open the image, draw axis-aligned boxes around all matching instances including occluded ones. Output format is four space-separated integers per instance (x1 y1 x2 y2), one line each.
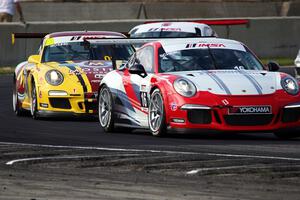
0 67 15 74
0 57 295 75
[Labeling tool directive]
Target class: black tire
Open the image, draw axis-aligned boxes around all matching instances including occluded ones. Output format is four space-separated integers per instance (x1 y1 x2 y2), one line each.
30 82 39 119
148 89 167 137
12 77 25 116
98 85 114 132
273 131 300 139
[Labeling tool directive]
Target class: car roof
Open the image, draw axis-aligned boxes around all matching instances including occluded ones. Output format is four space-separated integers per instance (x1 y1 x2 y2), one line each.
129 22 214 35
47 31 125 38
156 37 245 53
42 31 126 46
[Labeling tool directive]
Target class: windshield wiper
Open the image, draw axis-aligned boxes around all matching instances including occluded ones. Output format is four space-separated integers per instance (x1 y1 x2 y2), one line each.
207 46 218 70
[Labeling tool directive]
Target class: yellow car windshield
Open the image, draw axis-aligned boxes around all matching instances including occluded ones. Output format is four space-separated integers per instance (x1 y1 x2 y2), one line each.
42 42 135 63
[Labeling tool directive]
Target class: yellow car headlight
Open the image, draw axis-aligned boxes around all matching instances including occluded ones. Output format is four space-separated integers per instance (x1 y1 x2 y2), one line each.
45 70 64 86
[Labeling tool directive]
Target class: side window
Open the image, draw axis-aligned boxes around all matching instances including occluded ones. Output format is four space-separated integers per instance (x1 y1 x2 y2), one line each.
195 28 201 37
126 53 136 68
136 46 154 73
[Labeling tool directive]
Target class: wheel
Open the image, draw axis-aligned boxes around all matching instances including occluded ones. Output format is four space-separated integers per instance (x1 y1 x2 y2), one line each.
30 82 39 119
273 131 300 139
98 85 114 132
148 89 167 137
12 77 25 116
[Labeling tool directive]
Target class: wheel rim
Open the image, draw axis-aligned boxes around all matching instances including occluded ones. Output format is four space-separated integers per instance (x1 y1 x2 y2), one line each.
31 87 37 116
99 88 111 127
149 92 163 132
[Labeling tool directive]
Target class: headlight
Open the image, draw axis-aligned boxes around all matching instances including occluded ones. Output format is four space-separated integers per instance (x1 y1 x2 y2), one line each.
45 70 64 86
281 76 299 95
173 78 196 97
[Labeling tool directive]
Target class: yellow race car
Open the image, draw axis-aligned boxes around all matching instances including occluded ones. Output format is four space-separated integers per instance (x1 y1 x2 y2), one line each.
13 31 135 119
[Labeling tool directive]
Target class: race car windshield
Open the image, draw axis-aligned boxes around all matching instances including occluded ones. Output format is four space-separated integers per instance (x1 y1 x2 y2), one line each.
159 48 264 72
42 42 135 63
131 31 197 38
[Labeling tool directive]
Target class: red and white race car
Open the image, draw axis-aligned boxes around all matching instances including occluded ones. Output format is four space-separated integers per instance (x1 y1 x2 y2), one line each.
129 22 217 38
98 37 300 139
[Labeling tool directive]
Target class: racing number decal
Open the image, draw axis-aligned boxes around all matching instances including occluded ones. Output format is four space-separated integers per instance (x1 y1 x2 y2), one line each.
104 56 112 61
140 92 148 108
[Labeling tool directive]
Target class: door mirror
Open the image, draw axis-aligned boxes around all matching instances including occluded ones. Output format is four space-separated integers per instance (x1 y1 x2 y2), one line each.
129 63 147 77
267 61 280 72
28 55 41 64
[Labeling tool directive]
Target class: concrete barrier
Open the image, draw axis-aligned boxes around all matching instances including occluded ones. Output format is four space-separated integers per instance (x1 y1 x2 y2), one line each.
12 1 299 22
0 17 300 66
145 2 281 18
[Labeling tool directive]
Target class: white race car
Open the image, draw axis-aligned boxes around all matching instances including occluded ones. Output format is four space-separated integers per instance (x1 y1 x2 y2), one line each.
129 22 217 38
97 37 300 139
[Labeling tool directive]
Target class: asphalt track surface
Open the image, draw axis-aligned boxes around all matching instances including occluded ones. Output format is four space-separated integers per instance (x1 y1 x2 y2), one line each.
1 74 300 200
1 74 299 148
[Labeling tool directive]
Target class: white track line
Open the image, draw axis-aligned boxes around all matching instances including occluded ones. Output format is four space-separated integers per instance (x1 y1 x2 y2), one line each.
1 141 300 166
186 165 275 175
6 155 101 165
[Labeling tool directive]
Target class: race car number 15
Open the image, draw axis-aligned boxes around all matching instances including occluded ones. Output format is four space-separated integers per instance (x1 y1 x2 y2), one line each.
140 92 148 108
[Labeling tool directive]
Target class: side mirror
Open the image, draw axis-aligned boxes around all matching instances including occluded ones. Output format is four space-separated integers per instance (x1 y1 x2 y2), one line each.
28 55 41 64
129 63 147 77
267 61 280 72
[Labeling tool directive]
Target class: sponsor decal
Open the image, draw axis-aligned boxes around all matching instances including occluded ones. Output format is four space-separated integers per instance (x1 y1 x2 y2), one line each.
162 22 172 26
228 105 272 115
91 79 101 83
70 36 81 41
39 103 48 108
88 61 104 66
222 99 229 106
170 103 178 111
185 43 226 48
148 28 181 32
94 74 103 79
69 69 83 75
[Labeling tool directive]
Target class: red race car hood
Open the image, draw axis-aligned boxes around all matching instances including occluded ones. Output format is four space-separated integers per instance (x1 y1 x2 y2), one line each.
58 60 113 92
169 70 280 95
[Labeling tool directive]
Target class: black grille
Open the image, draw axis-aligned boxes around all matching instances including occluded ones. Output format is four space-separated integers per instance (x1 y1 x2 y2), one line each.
224 114 273 126
49 98 71 109
187 110 212 124
85 101 98 112
282 108 300 123
213 110 222 124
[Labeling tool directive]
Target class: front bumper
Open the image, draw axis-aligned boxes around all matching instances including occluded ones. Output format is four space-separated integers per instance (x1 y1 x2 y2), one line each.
37 89 98 115
166 92 300 132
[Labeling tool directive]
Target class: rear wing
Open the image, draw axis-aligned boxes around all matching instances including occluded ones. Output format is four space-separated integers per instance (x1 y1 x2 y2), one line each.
84 37 179 45
144 19 249 26
11 33 47 45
